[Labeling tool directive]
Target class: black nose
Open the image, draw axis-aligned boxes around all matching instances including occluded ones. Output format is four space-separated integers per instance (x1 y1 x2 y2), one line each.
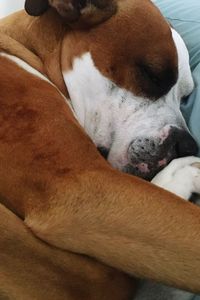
175 130 198 157
126 128 198 181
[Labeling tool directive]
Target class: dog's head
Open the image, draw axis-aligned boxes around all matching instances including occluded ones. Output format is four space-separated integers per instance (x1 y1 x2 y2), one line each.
61 0 198 180
25 0 198 180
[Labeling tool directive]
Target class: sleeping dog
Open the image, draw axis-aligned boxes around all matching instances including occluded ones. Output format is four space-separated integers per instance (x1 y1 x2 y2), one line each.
0 0 200 299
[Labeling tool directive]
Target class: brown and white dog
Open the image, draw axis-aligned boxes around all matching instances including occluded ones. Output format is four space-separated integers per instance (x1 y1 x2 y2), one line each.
0 1 200 299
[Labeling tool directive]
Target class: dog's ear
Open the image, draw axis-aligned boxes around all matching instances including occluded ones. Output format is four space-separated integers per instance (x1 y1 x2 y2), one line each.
25 0 49 16
49 0 118 27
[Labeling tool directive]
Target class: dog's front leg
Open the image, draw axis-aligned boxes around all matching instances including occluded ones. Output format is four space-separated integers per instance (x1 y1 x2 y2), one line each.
134 156 200 300
25 167 200 293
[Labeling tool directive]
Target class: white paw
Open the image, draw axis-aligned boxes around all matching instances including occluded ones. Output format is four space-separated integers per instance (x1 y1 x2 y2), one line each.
151 156 200 200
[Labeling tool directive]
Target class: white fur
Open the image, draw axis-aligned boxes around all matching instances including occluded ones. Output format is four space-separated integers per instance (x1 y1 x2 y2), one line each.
63 29 194 173
0 53 50 82
152 156 200 199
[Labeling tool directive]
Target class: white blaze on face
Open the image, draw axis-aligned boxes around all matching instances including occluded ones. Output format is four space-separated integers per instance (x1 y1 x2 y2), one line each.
63 53 147 151
63 29 194 173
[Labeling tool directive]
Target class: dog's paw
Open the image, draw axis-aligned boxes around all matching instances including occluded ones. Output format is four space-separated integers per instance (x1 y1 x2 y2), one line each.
49 0 117 26
151 156 200 200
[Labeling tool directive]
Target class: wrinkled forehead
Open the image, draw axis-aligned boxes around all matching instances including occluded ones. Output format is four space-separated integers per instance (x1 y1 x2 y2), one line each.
62 0 178 101
62 0 175 66
91 0 175 54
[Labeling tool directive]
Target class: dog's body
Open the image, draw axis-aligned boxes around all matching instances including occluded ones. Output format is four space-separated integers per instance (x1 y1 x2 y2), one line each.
1 1 200 299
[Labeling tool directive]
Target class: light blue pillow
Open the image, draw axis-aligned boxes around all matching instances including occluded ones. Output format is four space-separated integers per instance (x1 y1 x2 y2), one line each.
153 0 200 156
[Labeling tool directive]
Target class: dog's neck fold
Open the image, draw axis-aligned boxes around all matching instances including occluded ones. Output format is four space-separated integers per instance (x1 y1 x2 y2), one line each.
0 9 68 95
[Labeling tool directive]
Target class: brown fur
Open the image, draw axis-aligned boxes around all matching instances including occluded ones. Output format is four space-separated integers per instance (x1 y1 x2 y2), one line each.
0 1 200 299
0 204 135 300
48 0 117 25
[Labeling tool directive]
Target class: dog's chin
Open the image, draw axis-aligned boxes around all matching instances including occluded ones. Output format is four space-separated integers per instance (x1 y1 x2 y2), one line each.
122 156 173 180
122 164 163 181
97 146 175 181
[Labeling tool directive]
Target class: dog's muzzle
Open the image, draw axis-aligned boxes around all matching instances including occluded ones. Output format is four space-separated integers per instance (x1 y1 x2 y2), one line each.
125 127 198 180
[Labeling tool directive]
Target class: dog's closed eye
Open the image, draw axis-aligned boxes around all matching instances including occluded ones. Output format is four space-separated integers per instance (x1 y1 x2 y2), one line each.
139 64 161 87
136 61 178 100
